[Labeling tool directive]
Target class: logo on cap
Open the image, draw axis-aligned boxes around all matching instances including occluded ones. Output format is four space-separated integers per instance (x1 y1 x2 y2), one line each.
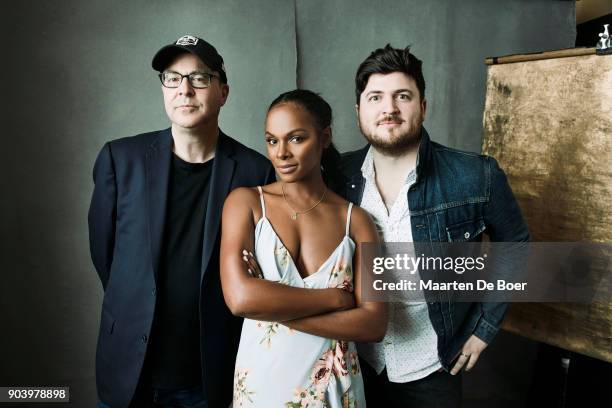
176 35 198 46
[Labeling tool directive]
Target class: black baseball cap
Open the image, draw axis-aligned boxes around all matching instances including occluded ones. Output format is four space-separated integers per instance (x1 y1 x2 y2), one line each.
152 35 227 83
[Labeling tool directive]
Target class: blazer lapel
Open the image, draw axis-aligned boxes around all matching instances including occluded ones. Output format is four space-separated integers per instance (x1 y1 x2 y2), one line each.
146 128 173 282
201 131 236 282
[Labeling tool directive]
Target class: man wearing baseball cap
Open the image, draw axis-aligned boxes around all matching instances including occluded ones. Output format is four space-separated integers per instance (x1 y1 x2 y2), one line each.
89 35 275 407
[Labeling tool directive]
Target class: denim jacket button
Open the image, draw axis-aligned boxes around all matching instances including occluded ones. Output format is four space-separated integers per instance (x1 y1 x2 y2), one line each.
351 184 356 189
464 232 470 239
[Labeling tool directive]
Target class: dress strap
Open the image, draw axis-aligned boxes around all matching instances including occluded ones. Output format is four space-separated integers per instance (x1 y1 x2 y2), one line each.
345 202 353 236
257 186 266 218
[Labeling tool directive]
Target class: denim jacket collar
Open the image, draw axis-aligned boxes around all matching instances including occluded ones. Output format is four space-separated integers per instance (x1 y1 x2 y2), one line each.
340 126 431 203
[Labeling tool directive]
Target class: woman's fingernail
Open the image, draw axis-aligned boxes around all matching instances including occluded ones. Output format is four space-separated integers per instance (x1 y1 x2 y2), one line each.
249 251 254 257
242 249 248 255
243 256 248 262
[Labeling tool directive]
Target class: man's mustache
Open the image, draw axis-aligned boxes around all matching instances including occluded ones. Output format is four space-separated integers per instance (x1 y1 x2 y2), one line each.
377 115 404 125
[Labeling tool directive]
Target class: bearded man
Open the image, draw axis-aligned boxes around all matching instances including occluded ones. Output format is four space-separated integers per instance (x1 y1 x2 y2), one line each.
338 44 530 408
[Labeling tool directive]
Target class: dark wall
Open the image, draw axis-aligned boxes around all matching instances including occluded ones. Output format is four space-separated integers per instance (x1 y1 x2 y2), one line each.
296 0 576 152
1 1 576 407
1 1 296 406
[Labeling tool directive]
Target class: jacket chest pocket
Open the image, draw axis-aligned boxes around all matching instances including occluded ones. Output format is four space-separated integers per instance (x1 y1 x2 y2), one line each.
445 218 486 242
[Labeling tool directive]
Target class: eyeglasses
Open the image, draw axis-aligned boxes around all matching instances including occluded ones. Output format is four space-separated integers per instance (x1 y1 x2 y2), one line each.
158 71 219 89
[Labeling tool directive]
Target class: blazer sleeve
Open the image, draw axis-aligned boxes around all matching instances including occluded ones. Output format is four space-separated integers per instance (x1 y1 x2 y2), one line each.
88 143 117 290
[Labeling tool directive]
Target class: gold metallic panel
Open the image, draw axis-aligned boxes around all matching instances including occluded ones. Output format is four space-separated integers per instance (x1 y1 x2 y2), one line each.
481 51 612 362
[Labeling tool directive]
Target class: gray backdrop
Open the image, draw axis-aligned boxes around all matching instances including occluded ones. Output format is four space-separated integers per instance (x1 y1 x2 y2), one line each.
1 1 574 407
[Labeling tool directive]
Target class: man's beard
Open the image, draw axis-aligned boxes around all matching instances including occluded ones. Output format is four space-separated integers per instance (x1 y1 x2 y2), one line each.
359 116 423 157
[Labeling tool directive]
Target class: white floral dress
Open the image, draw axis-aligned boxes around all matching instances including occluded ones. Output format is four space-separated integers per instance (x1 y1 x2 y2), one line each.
233 187 365 408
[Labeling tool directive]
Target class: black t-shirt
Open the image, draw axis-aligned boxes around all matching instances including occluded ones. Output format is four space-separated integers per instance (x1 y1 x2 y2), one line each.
148 154 214 388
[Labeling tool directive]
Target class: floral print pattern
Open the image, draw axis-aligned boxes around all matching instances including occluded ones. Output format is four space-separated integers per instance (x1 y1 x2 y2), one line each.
256 322 280 348
285 340 361 407
233 369 256 407
349 352 361 376
328 258 353 292
275 244 290 269
341 392 358 408
234 201 364 406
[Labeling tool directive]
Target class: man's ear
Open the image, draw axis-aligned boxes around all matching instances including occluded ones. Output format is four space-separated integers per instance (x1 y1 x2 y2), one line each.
421 98 427 121
220 84 230 106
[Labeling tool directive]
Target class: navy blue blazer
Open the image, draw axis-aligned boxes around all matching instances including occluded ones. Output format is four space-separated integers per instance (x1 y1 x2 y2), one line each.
88 128 275 408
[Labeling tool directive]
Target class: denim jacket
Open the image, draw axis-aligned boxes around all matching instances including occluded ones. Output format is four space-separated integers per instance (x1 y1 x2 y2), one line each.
338 127 530 370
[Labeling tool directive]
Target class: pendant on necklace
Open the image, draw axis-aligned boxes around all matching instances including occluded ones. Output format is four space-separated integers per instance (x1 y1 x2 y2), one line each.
291 213 298 220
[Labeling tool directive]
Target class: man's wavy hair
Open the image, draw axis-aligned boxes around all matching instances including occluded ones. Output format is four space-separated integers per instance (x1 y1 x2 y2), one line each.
355 44 426 104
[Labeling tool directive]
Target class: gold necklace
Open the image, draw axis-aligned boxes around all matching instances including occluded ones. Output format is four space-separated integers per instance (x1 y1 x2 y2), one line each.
281 183 327 220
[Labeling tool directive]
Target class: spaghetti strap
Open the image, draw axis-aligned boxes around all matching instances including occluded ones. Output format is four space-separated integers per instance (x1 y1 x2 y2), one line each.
257 186 266 218
345 202 353 236
235 190 365 406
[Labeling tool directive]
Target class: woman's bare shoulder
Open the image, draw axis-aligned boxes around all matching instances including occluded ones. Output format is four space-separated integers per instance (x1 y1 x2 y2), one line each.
323 191 371 223
350 205 374 224
224 186 261 210
325 189 350 205
348 205 377 239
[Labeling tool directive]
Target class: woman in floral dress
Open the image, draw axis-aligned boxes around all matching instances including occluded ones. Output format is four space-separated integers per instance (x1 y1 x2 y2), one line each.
221 90 386 407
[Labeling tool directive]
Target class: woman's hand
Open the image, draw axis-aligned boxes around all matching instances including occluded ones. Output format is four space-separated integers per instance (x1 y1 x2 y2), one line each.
221 188 363 322
241 249 355 309
278 206 387 342
242 249 264 279
336 288 356 310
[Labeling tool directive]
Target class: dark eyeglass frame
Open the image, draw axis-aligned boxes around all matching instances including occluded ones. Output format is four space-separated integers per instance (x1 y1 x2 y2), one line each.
158 71 220 89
